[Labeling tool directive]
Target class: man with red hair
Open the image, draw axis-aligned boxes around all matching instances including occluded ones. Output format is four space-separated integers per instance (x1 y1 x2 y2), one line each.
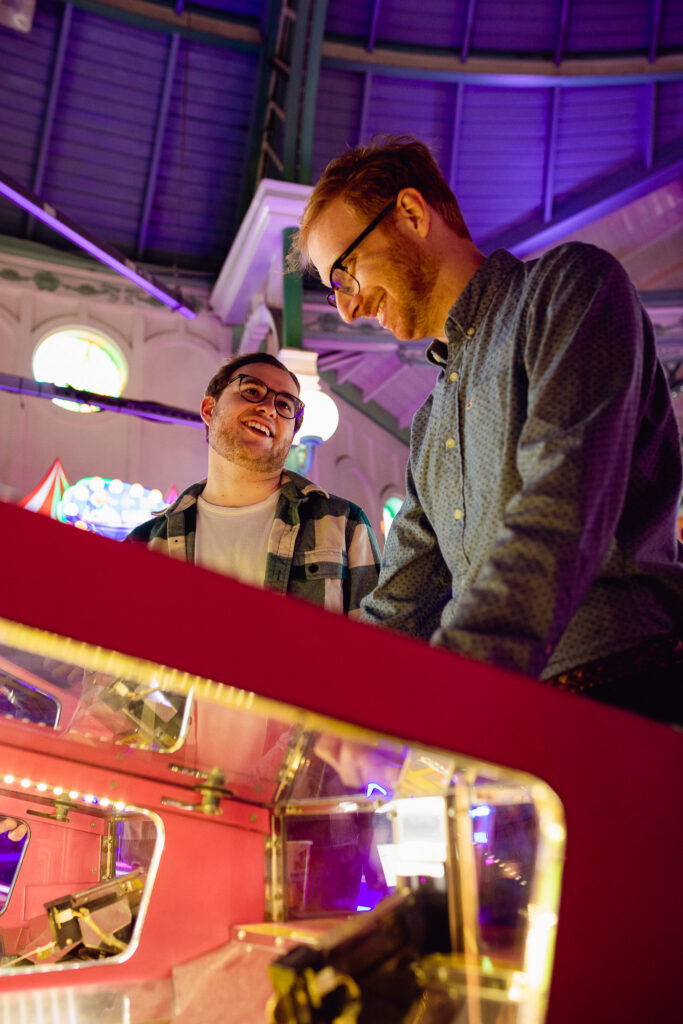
293 135 682 722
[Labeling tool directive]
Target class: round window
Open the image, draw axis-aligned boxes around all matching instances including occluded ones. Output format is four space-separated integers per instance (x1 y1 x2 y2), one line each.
32 327 128 413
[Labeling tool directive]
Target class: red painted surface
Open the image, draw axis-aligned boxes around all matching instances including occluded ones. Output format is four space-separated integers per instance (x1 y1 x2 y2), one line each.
1 500 681 1022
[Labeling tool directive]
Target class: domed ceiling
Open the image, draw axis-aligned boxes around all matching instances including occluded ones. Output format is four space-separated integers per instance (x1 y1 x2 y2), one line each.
0 0 681 435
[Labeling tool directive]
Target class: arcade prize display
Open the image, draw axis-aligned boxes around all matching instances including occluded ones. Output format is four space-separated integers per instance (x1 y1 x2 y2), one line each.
0 498 679 1024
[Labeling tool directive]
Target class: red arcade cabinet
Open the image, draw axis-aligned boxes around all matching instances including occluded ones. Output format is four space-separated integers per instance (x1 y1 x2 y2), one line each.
0 499 680 1023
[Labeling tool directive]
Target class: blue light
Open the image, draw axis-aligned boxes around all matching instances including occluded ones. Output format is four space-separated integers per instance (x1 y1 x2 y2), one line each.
473 831 489 844
366 782 388 798
470 805 491 818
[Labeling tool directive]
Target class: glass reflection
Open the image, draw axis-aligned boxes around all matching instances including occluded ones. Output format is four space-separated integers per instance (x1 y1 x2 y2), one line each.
0 815 29 914
0 793 160 970
0 642 192 753
0 616 565 1020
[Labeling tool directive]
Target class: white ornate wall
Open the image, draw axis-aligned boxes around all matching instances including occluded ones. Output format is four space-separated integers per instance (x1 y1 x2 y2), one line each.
0 242 408 545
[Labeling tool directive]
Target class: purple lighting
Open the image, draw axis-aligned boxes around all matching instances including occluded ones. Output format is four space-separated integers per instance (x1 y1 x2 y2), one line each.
0 172 197 319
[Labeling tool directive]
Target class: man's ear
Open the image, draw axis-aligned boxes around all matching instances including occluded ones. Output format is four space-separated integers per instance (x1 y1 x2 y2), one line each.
200 395 215 427
396 187 431 238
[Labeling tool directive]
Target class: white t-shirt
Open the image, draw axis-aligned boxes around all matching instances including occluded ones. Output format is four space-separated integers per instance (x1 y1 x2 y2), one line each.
195 489 281 586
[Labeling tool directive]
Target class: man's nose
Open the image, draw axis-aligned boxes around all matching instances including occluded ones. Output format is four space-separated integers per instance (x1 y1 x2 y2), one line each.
335 290 362 323
256 392 278 416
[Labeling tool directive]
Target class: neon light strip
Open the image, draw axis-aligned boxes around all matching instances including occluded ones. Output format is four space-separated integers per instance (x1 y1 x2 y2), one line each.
0 173 196 319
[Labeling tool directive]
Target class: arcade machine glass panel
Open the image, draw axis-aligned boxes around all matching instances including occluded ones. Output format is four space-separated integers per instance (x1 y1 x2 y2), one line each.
0 614 565 1024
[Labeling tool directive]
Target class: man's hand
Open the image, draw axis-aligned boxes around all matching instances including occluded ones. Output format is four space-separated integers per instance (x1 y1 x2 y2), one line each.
0 817 28 842
314 735 403 791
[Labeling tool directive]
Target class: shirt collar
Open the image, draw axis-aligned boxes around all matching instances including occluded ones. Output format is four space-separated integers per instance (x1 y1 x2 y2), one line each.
159 471 329 517
427 248 521 366
279 469 329 502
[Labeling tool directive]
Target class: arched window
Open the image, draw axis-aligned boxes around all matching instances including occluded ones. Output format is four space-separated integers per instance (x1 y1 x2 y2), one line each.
32 326 128 413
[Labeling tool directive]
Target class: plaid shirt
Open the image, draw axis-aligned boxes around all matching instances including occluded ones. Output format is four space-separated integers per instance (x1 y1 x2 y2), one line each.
362 244 683 678
127 471 380 618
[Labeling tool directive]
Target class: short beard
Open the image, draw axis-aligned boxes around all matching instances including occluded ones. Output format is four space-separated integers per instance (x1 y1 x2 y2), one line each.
209 425 290 474
382 225 440 340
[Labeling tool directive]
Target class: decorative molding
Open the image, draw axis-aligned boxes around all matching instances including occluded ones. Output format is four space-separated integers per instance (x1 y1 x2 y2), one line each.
0 237 209 314
210 178 311 325
0 263 163 308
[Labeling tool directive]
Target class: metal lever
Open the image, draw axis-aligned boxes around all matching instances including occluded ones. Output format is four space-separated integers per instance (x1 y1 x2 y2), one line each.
27 798 73 823
161 767 233 816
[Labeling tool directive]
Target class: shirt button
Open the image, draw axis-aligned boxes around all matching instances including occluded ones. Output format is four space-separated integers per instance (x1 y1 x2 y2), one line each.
466 326 475 336
449 371 459 382
445 438 456 449
453 508 463 521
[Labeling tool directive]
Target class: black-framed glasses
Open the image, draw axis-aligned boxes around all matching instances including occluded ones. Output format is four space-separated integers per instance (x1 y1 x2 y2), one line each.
227 374 304 421
327 199 397 307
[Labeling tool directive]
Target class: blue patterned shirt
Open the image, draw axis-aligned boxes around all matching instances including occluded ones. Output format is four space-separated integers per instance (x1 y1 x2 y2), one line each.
362 244 683 678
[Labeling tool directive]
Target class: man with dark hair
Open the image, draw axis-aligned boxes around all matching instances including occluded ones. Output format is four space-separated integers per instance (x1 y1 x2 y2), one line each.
128 352 380 616
294 135 683 721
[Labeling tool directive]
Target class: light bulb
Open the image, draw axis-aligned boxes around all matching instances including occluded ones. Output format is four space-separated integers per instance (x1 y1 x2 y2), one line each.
298 388 339 442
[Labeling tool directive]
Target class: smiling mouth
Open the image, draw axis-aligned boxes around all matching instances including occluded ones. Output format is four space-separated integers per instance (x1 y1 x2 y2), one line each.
243 419 273 438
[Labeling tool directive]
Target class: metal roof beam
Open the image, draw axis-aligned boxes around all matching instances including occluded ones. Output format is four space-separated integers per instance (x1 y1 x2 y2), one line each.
28 3 73 240
317 368 410 445
448 82 465 193
282 0 310 179
240 0 285 211
363 363 407 403
298 0 329 184
0 171 197 317
554 0 571 66
649 0 664 62
55 0 261 50
644 80 657 170
357 71 373 143
542 87 560 223
137 32 179 259
480 136 683 257
367 0 382 53
322 45 683 83
460 0 477 63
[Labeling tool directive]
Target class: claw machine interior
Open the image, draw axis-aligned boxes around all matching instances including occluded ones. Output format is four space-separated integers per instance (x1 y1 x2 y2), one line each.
0 498 679 1024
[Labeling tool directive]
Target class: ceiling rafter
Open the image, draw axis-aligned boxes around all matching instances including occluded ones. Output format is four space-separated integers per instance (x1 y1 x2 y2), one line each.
250 0 329 190
362 363 406 404
447 81 465 193
460 0 477 63
358 70 373 143
644 79 658 169
367 0 381 53
542 87 561 224
333 352 368 386
296 0 328 185
56 0 261 50
318 370 410 446
481 136 683 257
649 0 664 62
137 31 179 259
554 0 571 66
28 2 73 240
240 0 284 217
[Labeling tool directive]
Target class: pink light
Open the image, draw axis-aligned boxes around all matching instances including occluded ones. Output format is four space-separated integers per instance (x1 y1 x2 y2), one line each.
0 173 196 319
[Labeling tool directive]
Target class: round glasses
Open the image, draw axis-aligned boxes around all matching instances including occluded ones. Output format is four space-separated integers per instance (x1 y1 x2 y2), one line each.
227 374 304 420
327 199 397 307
